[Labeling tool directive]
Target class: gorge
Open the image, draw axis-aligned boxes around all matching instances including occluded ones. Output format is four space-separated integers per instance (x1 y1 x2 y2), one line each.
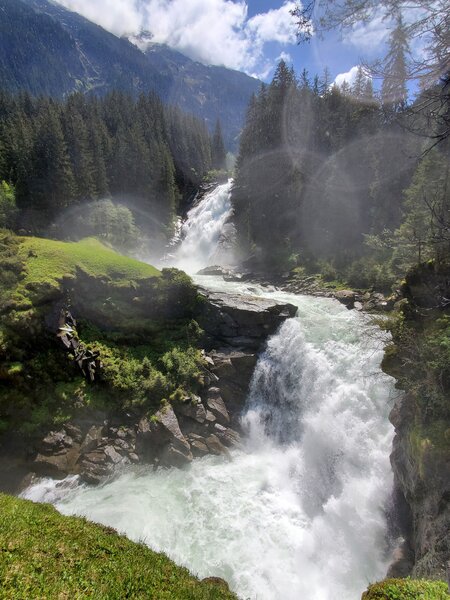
22 182 403 600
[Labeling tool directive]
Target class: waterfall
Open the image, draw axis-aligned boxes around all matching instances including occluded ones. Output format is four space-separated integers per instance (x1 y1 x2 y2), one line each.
171 180 235 274
22 185 396 600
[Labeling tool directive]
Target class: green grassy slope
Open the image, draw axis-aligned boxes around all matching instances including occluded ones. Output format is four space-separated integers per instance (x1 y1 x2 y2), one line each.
14 236 160 307
362 578 449 599
0 231 201 436
0 494 237 600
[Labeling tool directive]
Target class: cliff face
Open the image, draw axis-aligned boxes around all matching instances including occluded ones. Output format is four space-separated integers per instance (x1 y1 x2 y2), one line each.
383 263 450 581
389 393 449 579
0 234 297 489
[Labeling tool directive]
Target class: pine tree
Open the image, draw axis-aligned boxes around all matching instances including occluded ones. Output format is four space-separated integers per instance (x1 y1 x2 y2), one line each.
211 119 226 170
28 107 76 216
381 14 409 116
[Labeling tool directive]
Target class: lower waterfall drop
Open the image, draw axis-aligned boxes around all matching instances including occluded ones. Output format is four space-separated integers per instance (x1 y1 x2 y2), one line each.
22 184 396 600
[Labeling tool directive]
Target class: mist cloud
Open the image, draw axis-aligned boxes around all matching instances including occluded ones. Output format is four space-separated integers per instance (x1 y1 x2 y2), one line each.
55 0 299 78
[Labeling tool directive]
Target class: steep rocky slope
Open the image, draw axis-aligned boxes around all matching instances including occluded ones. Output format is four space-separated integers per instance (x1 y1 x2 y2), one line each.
0 0 259 148
383 263 450 581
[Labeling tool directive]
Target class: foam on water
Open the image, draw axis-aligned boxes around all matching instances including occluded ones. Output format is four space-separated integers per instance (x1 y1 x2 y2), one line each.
170 180 234 273
22 186 396 599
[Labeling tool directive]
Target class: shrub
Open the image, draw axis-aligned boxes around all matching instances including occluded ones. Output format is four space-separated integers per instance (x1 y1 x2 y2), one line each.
362 578 449 600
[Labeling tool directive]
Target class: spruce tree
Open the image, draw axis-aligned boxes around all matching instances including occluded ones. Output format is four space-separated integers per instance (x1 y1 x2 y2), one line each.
212 119 226 170
381 14 410 116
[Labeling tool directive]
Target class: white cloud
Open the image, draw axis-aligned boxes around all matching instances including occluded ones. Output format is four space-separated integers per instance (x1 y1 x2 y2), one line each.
344 14 390 55
54 0 300 78
56 0 142 36
333 65 360 87
277 51 293 64
246 2 297 45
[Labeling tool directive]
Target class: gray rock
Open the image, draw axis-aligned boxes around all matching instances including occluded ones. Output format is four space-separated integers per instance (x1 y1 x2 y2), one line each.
39 431 73 454
80 425 104 454
205 411 216 424
334 290 356 308
198 290 297 350
205 434 230 457
33 453 70 476
214 424 241 448
175 396 207 423
161 444 193 467
206 388 230 425
63 424 83 443
197 265 231 276
189 438 210 457
104 445 123 464
156 405 191 452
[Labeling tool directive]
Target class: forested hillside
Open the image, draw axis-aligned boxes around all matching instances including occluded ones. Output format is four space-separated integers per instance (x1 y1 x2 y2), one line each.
0 90 225 249
0 0 259 149
231 59 449 289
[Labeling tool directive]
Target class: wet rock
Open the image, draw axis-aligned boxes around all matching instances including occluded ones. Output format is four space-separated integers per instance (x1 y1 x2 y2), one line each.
175 396 207 424
79 458 111 485
161 443 193 467
33 452 71 477
387 540 415 578
206 388 230 425
80 425 104 454
334 290 356 308
136 406 192 465
197 265 231 276
188 434 210 457
205 434 230 457
213 424 241 448
208 349 257 422
198 290 297 350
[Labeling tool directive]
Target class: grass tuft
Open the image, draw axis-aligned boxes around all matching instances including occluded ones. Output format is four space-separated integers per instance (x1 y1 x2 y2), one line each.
0 493 237 599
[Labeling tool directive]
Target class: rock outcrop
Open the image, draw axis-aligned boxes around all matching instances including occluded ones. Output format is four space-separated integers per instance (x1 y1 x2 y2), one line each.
198 289 297 350
383 263 450 581
14 289 297 487
388 392 450 581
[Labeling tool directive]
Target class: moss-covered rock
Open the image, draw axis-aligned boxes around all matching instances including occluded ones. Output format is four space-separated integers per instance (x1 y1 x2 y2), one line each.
384 261 450 580
0 232 202 441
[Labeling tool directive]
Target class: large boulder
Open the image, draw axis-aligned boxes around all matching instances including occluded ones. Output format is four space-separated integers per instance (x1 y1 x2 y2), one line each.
206 388 230 425
174 396 207 424
136 405 192 464
198 290 297 350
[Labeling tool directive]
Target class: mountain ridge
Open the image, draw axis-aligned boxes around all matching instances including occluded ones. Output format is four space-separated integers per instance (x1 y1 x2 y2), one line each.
0 0 260 149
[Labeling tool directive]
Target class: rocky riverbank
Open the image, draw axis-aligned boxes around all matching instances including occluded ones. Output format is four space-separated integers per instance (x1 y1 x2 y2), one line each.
197 265 398 312
382 263 450 582
1 281 297 489
198 263 449 583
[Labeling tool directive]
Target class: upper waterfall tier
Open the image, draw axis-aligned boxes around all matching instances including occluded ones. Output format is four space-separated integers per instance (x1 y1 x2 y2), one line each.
171 180 235 274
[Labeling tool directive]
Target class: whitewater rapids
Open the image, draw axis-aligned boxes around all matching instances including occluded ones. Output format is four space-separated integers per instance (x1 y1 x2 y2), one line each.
23 181 396 600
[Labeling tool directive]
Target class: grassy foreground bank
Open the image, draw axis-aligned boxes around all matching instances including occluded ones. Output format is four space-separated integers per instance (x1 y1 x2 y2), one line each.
0 494 237 599
362 578 449 599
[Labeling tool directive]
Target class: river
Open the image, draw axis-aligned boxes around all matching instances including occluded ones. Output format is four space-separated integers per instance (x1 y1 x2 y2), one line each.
23 181 396 600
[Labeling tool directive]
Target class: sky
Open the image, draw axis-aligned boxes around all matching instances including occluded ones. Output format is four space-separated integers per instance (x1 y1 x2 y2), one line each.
53 0 398 86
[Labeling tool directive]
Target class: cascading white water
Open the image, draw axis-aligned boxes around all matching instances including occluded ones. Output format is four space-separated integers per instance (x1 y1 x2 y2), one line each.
22 185 396 600
170 180 235 273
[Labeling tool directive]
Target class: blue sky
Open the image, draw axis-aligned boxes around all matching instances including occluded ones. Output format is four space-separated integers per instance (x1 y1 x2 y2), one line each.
54 0 394 87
